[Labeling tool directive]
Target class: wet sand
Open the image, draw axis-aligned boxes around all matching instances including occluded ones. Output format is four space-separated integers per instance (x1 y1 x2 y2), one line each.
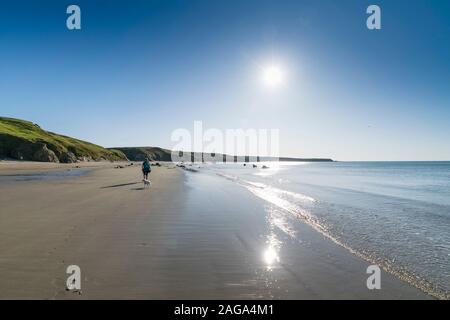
0 161 431 299
0 160 119 174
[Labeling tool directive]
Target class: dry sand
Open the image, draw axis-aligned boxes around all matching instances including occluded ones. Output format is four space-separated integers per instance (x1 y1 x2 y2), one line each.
0 161 431 299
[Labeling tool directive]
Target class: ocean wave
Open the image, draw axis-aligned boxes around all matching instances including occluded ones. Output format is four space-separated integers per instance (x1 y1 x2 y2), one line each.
213 171 448 300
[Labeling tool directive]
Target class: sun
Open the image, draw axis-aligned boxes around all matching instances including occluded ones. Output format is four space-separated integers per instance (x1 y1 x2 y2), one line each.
262 65 284 88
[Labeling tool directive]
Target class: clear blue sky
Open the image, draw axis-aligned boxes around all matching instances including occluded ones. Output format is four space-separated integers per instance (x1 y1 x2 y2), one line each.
1 0 449 160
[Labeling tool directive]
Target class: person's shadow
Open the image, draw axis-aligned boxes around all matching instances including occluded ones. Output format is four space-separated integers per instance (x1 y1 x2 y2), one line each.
131 187 145 191
101 182 141 189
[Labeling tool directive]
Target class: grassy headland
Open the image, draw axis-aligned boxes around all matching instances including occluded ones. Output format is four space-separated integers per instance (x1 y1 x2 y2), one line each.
0 117 127 163
112 147 173 162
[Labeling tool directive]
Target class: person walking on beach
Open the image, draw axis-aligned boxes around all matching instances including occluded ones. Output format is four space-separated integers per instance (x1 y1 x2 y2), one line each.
142 157 151 180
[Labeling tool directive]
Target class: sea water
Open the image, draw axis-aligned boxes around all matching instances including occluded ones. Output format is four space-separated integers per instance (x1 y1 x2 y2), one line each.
199 161 450 299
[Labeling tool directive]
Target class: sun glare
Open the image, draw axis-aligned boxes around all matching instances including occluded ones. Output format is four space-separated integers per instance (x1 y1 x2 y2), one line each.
262 65 284 88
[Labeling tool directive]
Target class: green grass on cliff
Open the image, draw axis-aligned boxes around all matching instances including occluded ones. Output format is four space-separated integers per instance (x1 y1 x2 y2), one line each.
0 117 127 162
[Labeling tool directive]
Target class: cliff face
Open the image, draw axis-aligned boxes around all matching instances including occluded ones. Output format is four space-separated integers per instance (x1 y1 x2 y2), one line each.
0 117 127 163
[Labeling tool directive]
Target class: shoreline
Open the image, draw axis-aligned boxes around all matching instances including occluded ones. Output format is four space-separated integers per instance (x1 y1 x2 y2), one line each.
0 161 432 299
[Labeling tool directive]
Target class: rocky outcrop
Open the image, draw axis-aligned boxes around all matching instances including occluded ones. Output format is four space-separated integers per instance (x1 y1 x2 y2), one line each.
32 143 59 162
7 139 59 163
60 151 78 163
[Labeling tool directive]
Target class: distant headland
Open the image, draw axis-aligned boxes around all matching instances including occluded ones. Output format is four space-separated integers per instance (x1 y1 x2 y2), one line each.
113 147 333 163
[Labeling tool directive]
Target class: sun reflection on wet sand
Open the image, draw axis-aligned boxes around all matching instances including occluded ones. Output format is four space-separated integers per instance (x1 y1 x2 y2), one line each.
262 209 283 270
263 246 279 267
261 201 301 271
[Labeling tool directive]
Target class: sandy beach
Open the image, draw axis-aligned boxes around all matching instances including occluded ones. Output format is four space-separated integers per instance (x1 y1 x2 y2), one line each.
0 161 431 299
